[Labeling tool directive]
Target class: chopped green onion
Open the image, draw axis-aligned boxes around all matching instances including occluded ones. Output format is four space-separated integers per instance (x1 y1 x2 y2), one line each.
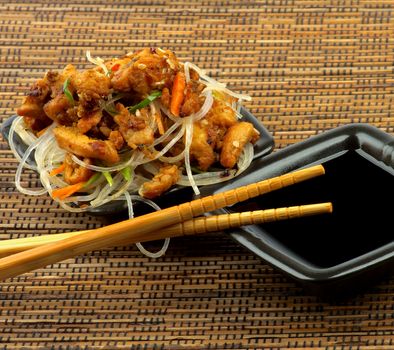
191 166 204 174
128 90 162 113
100 93 129 116
83 173 101 188
103 103 118 116
120 167 133 181
103 171 114 186
63 78 75 106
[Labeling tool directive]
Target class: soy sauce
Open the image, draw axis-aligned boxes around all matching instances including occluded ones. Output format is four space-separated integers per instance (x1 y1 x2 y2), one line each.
232 150 394 268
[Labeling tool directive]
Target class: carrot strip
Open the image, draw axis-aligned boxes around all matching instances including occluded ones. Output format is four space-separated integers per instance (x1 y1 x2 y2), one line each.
36 124 52 137
49 163 65 177
52 182 85 200
155 110 165 135
170 71 186 117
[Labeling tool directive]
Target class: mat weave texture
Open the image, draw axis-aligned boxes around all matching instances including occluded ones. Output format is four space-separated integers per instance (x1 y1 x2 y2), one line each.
0 1 393 349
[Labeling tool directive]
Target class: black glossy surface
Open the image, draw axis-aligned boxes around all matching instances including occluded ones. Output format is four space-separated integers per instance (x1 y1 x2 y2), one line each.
232 151 393 268
201 123 394 296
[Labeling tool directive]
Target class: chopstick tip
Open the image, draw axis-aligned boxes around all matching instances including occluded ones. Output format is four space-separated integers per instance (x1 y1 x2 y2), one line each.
313 164 325 175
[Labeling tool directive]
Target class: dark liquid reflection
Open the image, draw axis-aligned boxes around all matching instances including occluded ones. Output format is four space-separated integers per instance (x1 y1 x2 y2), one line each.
232 151 394 268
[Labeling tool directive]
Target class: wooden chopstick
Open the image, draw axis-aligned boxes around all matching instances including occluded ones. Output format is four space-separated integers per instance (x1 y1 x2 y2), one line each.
0 164 325 281
0 202 333 257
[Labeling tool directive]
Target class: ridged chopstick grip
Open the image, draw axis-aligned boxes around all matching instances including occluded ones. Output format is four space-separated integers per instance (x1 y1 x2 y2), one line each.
176 164 324 221
178 202 333 235
0 165 324 280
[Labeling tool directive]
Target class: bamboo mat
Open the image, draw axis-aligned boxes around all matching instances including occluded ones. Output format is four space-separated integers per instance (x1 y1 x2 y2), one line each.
1 0 394 349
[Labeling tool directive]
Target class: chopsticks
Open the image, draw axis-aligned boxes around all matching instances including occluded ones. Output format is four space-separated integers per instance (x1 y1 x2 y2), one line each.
0 164 326 281
0 202 332 257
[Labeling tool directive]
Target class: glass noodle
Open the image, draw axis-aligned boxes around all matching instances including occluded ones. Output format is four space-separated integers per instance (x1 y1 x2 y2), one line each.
10 53 255 258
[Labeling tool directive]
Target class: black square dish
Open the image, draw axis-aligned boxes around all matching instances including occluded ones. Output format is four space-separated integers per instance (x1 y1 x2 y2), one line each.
201 123 394 297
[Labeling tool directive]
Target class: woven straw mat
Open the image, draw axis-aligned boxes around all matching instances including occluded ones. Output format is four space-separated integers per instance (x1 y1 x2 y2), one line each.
0 1 393 349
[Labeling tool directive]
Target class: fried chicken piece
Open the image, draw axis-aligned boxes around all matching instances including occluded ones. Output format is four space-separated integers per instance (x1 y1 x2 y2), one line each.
44 65 109 128
187 98 237 170
139 164 180 199
56 64 78 94
180 80 204 117
63 153 93 185
41 65 78 103
53 126 120 164
17 65 79 131
205 122 227 151
104 57 133 74
109 130 124 150
220 122 259 168
16 77 52 131
160 78 204 116
189 122 216 171
74 69 111 109
205 99 238 128
160 87 171 109
114 103 154 149
97 112 117 138
77 109 102 134
111 48 180 95
43 94 77 126
42 66 79 126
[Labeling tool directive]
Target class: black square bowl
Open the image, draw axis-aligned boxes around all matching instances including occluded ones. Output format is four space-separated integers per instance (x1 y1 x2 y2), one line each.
200 123 394 297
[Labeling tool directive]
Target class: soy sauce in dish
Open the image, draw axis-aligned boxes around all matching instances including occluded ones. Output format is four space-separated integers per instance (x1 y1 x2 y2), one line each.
231 150 394 268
